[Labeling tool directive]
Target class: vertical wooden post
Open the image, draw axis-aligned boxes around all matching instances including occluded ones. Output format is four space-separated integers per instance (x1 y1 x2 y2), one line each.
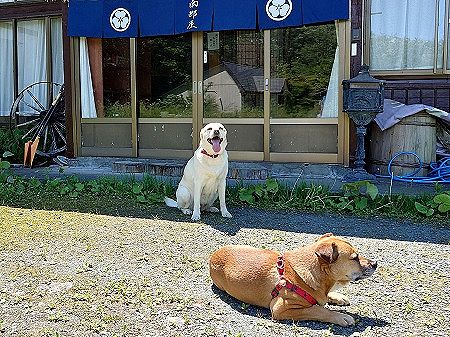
263 30 271 161
130 38 138 157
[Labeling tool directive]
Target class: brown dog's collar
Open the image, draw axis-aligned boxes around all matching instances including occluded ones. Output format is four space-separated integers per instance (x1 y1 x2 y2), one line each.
271 254 318 306
201 149 219 158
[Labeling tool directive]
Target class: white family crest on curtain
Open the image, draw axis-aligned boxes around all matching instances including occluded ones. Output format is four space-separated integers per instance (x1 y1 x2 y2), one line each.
0 21 14 116
266 0 293 22
110 8 131 32
370 0 444 71
79 38 97 118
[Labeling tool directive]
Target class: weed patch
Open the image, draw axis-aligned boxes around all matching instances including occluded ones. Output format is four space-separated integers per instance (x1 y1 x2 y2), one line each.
0 175 448 221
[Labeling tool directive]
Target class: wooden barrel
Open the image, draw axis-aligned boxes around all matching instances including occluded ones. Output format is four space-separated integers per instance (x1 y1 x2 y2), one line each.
368 112 436 177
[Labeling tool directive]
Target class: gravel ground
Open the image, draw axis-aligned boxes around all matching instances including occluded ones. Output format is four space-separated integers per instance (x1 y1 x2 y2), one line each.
0 205 449 337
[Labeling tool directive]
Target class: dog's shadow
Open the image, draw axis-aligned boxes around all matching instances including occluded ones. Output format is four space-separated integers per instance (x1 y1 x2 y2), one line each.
212 285 389 336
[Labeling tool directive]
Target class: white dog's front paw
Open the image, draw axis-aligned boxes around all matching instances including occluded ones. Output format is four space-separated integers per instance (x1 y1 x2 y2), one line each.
191 212 201 221
221 210 232 218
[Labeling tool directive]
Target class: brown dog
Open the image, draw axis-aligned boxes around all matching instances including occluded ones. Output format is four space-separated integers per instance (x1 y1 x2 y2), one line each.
209 233 377 326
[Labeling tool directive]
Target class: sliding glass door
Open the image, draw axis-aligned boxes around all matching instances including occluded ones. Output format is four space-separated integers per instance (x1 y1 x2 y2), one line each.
202 30 265 161
137 34 193 158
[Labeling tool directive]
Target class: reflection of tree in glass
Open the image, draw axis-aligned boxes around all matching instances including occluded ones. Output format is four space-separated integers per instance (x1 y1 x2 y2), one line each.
138 36 192 100
272 24 336 117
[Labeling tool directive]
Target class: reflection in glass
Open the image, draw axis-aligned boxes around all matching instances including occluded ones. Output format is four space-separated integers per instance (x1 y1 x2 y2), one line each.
80 38 131 118
137 35 192 118
271 25 337 118
203 31 264 118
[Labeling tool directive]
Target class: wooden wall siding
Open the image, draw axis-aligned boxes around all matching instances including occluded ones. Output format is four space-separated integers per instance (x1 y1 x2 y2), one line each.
350 0 363 77
0 2 62 20
384 80 450 112
349 0 364 163
62 3 74 157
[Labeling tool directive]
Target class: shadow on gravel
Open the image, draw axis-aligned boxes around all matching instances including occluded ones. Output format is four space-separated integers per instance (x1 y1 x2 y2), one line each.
189 207 450 245
4 200 449 244
212 285 389 336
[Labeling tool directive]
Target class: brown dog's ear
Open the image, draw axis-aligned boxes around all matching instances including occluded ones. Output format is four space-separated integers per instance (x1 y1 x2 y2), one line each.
316 232 334 241
315 242 339 263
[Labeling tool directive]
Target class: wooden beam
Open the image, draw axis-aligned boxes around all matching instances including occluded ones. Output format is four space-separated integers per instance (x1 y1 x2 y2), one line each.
0 2 62 20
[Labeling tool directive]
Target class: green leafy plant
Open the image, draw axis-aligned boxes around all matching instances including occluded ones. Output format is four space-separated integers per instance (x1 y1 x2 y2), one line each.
0 151 12 183
433 192 450 213
0 128 26 163
414 202 435 217
339 180 379 212
414 191 450 217
239 178 279 204
0 173 448 221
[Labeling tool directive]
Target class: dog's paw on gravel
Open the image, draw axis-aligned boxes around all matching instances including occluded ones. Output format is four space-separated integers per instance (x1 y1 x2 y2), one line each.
332 312 355 327
327 291 350 306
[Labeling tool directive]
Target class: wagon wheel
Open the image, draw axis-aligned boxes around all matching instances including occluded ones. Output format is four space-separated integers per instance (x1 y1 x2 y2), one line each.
9 81 66 158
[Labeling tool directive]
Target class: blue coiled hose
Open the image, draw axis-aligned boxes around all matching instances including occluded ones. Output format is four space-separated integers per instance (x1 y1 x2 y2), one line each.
375 151 450 183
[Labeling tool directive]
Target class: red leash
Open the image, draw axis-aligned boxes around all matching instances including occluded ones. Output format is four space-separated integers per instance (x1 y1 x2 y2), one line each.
271 254 318 305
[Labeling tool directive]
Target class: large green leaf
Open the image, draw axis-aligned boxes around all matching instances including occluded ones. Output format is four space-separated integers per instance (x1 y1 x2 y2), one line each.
132 184 143 194
365 182 379 200
355 197 368 210
414 202 434 217
433 193 450 206
438 203 450 213
265 178 279 193
0 160 11 170
239 188 255 204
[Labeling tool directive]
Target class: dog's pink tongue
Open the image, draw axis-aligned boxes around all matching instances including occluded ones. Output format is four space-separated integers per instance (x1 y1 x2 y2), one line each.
212 139 221 153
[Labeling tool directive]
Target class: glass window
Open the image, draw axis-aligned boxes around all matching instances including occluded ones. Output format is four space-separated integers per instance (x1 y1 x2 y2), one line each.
271 25 338 118
370 0 444 71
1 18 63 117
80 38 131 118
51 17 63 86
137 35 192 118
203 31 264 118
0 21 13 116
17 19 48 113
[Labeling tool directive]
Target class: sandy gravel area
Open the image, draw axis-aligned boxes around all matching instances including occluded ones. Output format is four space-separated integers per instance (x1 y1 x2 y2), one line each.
0 205 449 337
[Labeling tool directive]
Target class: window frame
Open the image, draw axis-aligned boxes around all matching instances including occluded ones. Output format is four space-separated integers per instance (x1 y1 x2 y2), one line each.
364 0 449 76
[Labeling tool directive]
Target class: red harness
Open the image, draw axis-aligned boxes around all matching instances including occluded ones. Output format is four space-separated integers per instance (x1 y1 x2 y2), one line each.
271 254 318 306
201 149 219 158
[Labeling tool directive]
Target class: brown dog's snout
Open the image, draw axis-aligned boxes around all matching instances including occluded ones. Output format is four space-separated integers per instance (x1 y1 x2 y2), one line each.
370 260 378 269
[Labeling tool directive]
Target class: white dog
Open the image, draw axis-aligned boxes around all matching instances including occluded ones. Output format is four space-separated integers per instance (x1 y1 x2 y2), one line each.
164 122 232 221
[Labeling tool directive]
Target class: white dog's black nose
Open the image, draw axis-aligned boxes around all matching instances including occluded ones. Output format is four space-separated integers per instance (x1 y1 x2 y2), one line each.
213 130 220 136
